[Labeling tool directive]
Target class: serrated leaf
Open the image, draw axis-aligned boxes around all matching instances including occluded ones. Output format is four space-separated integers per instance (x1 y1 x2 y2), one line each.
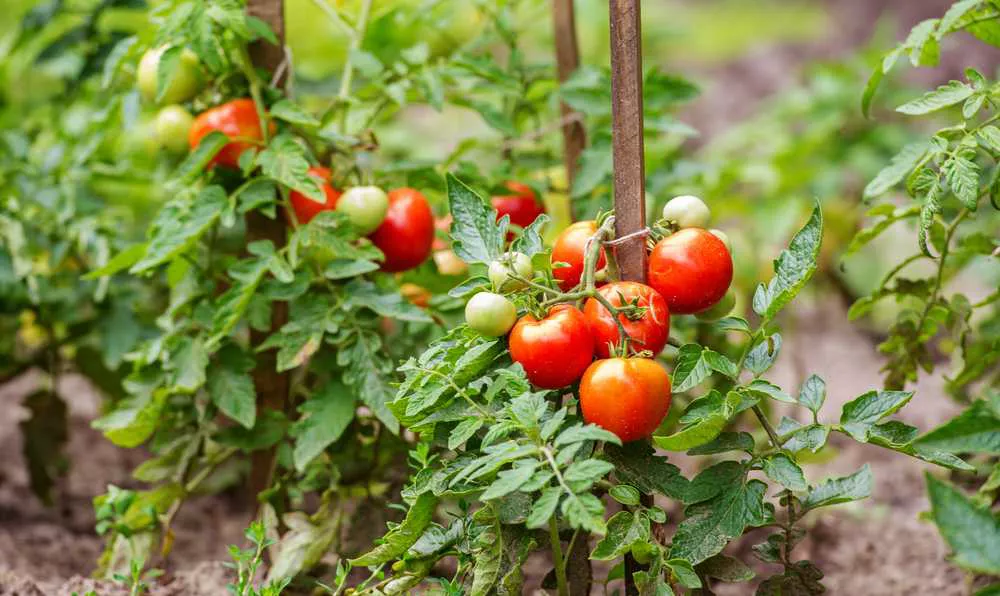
745 333 782 376
687 431 755 456
560 492 606 534
698 554 755 583
526 486 561 529
554 423 622 447
803 465 872 510
132 186 227 273
208 346 256 429
798 374 826 418
564 458 615 486
448 418 484 450
839 390 913 441
177 131 228 181
744 379 795 404
511 213 549 257
668 559 702 589
270 99 319 127
323 259 380 279
670 479 770 564
942 151 981 210
258 135 325 203
752 203 822 320
671 344 739 392
350 493 438 566
864 141 930 200
591 511 650 560
446 174 504 265
605 442 689 499
291 381 356 471
714 316 751 335
762 453 807 491
481 463 539 500
926 474 1000 574
914 399 1000 454
896 81 973 115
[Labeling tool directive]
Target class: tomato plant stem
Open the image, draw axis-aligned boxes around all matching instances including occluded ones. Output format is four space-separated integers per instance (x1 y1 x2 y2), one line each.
549 515 570 596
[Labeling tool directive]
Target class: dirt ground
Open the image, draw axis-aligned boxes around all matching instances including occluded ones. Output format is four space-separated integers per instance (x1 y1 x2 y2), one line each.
0 0 993 594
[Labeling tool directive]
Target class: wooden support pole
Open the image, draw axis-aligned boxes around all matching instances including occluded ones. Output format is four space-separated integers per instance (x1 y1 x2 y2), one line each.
246 0 289 507
552 0 587 211
608 0 646 283
609 2 648 594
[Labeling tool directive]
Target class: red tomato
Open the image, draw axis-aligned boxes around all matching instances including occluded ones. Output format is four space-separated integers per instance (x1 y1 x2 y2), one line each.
551 221 607 291
188 98 271 169
579 357 671 442
289 167 341 224
583 281 670 358
369 188 435 272
491 181 545 231
647 228 733 315
509 305 594 389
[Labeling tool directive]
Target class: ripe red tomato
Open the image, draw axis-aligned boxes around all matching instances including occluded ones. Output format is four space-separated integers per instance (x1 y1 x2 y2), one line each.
369 188 435 272
579 358 671 442
551 221 607 291
583 281 670 358
188 98 271 169
647 228 733 315
491 181 545 231
289 167 341 224
509 305 594 389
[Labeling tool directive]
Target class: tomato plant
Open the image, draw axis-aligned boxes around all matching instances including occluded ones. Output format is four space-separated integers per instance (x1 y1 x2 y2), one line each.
369 187 435 272
579 356 672 442
648 227 734 315
509 303 595 389
288 166 341 224
188 98 271 168
551 220 607 291
583 280 670 358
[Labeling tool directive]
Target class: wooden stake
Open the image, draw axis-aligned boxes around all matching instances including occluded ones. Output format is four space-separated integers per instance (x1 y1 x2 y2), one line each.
609 2 648 594
608 0 646 283
552 0 586 211
246 0 289 508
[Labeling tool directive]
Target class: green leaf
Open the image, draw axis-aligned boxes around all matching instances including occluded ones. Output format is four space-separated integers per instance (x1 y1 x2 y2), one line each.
798 374 825 418
667 559 702 589
697 554 755 583
292 381 356 472
914 399 1000 454
344 279 432 323
744 379 795 404
803 465 872 510
609 485 641 506
177 131 228 181
350 493 438 566
605 442 689 500
554 423 622 447
207 345 256 429
762 454 807 491
510 214 549 257
526 486 561 529
752 203 823 320
896 81 974 115
270 99 319 127
671 344 739 393
560 492 606 534
564 458 615 487
83 243 148 279
779 420 830 453
926 474 1000 574
839 390 913 441
323 259 380 280
591 511 651 560
448 418 484 450
481 463 539 500
258 135 325 203
745 333 782 376
446 174 504 265
978 125 1000 154
655 413 728 451
132 186 227 273
942 150 981 210
670 479 770 564
339 328 399 433
687 432 754 456
714 316 751 335
684 461 745 505
169 337 208 393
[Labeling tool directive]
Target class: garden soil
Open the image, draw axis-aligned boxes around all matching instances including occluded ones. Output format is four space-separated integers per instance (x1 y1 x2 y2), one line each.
0 0 993 593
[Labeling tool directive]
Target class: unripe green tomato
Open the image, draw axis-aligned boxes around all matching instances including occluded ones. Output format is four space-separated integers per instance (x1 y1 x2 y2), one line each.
337 186 389 235
154 105 194 153
695 290 736 321
488 252 533 291
662 195 710 228
465 292 517 337
137 46 204 105
630 542 657 565
709 228 733 255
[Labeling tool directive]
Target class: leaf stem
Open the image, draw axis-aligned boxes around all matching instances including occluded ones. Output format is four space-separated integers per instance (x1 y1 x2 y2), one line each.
549 516 570 596
752 405 783 449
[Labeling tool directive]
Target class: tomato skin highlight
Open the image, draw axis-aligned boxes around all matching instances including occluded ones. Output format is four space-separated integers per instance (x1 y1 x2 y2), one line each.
369 188 435 272
491 181 545 231
509 305 594 389
647 228 733 315
551 220 607 291
579 357 672 442
289 167 341 224
188 98 270 169
583 281 670 358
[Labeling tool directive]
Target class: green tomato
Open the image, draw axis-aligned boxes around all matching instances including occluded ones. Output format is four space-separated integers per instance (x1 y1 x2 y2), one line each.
465 292 517 337
488 252 533 291
337 186 389 235
154 105 194 153
662 195 710 228
695 290 736 321
709 228 733 254
137 46 204 105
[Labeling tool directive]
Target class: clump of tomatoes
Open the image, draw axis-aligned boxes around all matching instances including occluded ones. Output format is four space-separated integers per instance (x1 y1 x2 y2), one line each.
136 46 440 276
462 194 734 442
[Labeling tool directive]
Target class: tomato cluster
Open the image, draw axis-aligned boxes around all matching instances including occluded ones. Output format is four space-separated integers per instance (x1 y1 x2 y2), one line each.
462 194 734 442
137 45 438 275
